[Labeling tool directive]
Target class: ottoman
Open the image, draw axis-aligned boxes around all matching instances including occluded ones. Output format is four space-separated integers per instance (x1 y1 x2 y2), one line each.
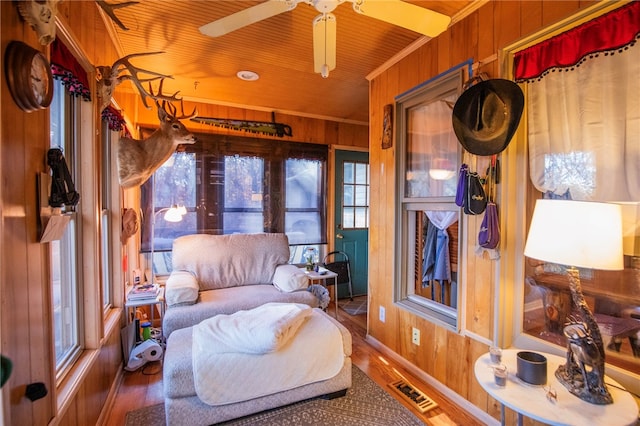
163 307 352 426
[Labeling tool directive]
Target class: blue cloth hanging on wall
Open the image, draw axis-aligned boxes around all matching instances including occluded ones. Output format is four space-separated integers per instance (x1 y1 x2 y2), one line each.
422 218 451 286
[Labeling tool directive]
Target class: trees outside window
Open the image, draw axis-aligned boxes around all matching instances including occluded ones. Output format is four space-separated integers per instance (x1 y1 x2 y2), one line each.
141 133 327 274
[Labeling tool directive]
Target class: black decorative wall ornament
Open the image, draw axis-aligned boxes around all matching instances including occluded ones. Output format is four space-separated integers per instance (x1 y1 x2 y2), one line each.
25 382 47 401
47 148 79 207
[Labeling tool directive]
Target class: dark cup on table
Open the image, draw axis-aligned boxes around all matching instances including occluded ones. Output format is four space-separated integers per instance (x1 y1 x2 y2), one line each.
516 351 547 385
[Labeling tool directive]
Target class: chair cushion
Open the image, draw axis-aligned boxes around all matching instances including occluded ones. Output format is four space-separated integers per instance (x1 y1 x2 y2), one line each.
172 233 290 290
165 270 199 307
272 264 309 292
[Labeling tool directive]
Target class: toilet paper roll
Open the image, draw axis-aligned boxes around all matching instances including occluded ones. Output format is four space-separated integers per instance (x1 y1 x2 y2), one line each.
131 339 163 361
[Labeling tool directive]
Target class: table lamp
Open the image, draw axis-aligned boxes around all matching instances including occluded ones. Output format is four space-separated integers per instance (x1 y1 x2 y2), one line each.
149 204 185 283
523 199 623 405
618 202 640 264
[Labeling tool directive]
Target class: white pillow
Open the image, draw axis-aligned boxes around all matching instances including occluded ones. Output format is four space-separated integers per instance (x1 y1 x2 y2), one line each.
165 270 199 307
272 264 309 292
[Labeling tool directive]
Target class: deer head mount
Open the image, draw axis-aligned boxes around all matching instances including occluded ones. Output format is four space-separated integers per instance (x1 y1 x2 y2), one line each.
96 52 176 112
16 0 61 45
117 88 197 188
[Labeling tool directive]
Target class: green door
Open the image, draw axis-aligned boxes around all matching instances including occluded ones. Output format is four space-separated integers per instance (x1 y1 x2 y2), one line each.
333 150 369 298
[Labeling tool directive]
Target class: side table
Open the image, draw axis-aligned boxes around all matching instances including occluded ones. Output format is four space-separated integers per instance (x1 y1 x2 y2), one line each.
125 286 165 340
474 348 638 426
301 267 338 318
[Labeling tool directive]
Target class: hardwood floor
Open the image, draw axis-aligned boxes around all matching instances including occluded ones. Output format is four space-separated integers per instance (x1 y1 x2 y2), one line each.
105 300 484 425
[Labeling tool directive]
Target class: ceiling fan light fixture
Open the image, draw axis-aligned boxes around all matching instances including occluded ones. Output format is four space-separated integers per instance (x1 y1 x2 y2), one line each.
313 0 340 13
236 70 259 81
320 64 330 78
200 0 452 79
429 158 456 180
313 13 336 77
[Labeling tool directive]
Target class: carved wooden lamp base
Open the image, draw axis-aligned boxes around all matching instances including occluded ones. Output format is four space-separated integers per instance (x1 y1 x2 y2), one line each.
555 362 613 405
556 267 613 405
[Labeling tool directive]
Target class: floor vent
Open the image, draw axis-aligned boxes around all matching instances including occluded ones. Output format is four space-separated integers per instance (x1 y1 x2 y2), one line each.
388 379 438 414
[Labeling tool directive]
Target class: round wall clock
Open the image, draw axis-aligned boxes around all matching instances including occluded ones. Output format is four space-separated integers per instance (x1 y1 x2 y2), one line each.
4 40 54 112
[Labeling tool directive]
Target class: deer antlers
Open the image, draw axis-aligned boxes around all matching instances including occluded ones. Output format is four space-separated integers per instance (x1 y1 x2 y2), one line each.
97 51 175 111
151 79 198 120
95 0 139 31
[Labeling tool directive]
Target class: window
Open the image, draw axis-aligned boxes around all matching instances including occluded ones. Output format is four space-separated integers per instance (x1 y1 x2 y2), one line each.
224 155 265 234
505 2 640 378
49 78 82 376
141 133 327 273
342 161 369 229
100 120 119 311
285 158 324 244
394 66 465 330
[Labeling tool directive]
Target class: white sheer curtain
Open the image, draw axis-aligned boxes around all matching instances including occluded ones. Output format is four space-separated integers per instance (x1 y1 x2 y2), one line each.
425 210 458 230
526 42 639 201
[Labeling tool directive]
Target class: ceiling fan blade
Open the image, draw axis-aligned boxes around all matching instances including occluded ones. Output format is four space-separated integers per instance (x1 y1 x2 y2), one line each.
351 0 451 38
199 0 300 37
313 13 337 78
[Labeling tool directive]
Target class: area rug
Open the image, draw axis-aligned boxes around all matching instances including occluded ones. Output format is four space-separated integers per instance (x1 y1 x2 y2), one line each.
339 295 367 316
125 366 423 425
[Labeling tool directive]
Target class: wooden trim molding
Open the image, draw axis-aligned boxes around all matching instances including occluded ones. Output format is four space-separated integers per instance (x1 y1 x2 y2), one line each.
365 335 499 426
54 14 94 72
366 0 490 81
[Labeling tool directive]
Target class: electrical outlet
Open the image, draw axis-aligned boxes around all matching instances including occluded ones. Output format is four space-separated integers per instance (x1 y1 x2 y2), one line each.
379 306 386 323
412 327 420 345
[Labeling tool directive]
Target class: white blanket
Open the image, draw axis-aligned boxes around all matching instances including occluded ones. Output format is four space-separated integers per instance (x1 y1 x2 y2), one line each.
192 308 345 405
193 302 312 354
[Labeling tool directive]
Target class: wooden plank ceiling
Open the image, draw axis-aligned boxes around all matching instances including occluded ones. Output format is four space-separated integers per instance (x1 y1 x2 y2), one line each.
104 1 476 124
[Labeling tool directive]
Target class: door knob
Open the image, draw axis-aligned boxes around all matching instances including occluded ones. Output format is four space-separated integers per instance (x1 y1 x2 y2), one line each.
336 233 344 239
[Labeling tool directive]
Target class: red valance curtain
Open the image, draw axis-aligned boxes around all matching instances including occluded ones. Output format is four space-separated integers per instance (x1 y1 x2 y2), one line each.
518 1 639 202
50 38 91 100
514 1 639 82
101 106 131 137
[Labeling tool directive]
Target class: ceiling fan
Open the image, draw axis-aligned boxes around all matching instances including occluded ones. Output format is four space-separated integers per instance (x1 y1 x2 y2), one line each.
199 0 451 78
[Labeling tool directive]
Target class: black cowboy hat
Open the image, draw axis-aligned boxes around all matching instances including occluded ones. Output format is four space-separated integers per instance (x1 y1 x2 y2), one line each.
452 78 524 156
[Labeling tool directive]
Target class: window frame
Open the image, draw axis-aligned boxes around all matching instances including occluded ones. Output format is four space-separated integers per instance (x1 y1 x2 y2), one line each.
500 1 639 394
284 157 326 246
341 160 370 230
49 78 84 380
394 66 466 331
140 132 328 272
100 120 119 312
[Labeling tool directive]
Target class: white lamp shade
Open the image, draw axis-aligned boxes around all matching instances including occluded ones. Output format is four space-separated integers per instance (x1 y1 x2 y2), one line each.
524 199 623 270
616 202 640 256
163 206 183 223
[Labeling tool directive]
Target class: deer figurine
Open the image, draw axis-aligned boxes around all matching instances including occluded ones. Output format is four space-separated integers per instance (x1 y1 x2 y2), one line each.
117 90 197 188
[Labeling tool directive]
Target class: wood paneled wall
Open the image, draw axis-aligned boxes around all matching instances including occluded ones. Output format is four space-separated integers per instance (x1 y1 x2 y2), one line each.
114 91 368 148
367 1 593 424
1 2 367 425
1 2 124 425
